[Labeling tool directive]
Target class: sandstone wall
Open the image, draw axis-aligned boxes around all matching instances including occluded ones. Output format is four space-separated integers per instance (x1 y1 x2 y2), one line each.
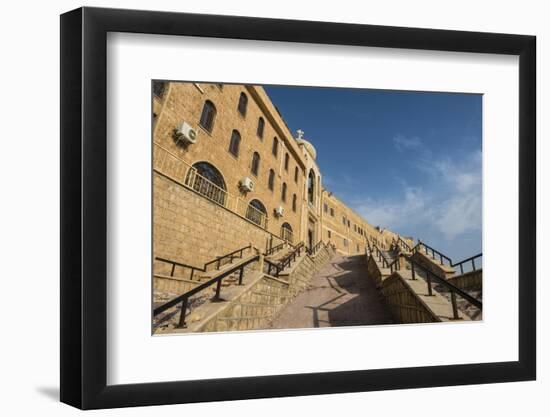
153 172 284 273
380 274 439 323
447 269 482 291
153 82 304 242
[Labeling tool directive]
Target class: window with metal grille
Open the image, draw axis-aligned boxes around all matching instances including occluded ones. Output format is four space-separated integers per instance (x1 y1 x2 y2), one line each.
246 199 267 227
281 222 293 243
185 162 227 206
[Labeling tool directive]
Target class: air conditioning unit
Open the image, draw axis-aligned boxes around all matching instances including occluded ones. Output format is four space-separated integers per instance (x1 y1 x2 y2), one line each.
274 206 284 217
175 122 197 144
239 177 254 192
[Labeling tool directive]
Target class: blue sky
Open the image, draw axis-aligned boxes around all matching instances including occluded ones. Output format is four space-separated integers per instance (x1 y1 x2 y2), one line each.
264 85 482 261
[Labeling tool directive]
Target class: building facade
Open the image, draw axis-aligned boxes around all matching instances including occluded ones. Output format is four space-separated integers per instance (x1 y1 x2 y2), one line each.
152 81 407 271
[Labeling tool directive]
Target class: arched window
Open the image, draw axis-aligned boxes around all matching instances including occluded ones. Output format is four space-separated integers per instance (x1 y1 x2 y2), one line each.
199 100 216 132
237 92 248 116
272 137 279 157
228 130 241 157
307 170 316 204
294 166 299 183
251 152 260 176
268 169 275 191
187 162 227 206
281 222 293 243
281 182 287 202
292 194 297 212
284 153 289 171
247 199 267 227
257 117 265 139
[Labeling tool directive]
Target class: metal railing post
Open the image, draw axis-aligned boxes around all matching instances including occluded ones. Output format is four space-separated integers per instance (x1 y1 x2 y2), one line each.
411 262 416 280
238 267 244 285
176 298 189 328
451 291 459 319
213 279 222 300
427 272 433 296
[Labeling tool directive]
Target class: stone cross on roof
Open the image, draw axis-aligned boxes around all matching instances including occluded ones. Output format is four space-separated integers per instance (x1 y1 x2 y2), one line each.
296 129 305 140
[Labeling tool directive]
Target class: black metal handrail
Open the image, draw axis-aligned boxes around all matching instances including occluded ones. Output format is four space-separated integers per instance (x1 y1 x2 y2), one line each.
154 254 260 328
264 242 285 257
394 236 412 252
408 257 482 319
452 253 483 275
389 255 402 273
264 258 282 277
366 241 372 257
280 243 305 270
264 242 305 277
204 245 252 271
307 241 323 256
155 257 205 281
372 245 390 268
156 244 252 281
412 240 452 266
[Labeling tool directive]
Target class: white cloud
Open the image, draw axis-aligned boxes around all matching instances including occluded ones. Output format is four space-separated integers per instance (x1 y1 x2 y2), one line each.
393 134 423 152
354 187 434 230
352 149 482 244
432 150 482 239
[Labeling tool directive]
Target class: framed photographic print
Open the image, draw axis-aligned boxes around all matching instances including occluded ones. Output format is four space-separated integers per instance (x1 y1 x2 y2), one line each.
60 6 536 409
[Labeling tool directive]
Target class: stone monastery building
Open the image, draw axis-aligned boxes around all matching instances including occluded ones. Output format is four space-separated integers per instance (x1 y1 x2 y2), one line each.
152 81 408 273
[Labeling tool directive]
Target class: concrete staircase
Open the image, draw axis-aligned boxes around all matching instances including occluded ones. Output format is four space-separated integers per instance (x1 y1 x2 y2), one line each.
366 241 482 323
155 242 337 334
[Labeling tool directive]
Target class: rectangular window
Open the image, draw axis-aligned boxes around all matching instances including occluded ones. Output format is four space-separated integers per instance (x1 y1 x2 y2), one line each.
324 203 328 213
330 208 334 217
343 238 348 247
328 230 332 238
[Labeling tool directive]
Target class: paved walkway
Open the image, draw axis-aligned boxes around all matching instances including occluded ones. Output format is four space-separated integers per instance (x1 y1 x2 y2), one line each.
268 255 393 329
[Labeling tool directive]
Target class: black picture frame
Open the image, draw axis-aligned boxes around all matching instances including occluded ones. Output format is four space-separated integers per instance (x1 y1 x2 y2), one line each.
60 6 536 410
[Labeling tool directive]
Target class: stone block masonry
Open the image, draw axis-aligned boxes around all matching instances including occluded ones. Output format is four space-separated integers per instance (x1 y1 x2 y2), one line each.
158 244 336 334
153 172 284 274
